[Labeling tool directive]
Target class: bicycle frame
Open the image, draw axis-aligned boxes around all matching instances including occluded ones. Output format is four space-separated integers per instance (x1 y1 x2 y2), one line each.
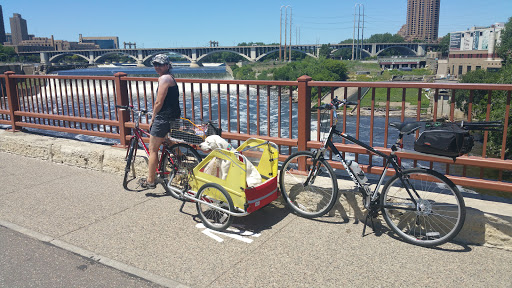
124 109 172 178
316 104 419 210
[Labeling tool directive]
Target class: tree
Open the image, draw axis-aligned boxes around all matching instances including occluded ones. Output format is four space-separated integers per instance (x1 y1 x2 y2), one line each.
0 45 17 62
318 44 332 59
455 64 512 158
332 48 352 60
366 33 404 43
496 16 512 65
438 33 450 57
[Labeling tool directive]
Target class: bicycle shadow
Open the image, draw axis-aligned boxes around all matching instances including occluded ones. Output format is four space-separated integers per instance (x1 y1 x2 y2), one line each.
188 200 290 236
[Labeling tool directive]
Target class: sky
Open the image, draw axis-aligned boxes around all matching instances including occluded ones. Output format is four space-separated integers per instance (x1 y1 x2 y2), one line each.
2 0 511 48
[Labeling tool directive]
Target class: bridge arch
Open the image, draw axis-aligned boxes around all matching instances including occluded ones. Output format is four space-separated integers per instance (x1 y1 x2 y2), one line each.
375 45 417 56
142 51 192 65
94 51 138 63
196 50 252 63
254 48 317 62
49 53 89 63
334 47 372 59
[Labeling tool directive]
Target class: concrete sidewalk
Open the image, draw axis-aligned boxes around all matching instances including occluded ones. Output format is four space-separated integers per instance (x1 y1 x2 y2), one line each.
1 131 512 287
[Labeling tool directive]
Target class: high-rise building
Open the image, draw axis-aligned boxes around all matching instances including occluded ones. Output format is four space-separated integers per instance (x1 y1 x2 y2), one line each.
10 13 29 45
399 0 440 42
0 5 6 44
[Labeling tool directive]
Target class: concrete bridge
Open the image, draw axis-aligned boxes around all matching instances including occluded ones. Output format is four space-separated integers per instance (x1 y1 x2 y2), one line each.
21 43 438 67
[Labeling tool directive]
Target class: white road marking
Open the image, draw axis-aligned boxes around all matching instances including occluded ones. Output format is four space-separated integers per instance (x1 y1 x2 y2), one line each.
196 223 261 243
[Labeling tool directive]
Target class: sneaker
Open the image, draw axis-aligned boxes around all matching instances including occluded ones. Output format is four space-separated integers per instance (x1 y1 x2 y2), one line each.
138 178 157 189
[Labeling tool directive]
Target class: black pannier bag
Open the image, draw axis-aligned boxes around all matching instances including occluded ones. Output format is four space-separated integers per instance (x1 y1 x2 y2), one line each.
414 122 474 158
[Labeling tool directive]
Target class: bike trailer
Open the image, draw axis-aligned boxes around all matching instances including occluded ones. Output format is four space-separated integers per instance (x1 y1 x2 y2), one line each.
189 138 280 213
414 122 474 159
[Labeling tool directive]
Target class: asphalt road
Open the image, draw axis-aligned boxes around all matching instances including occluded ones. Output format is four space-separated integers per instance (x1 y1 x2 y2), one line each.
0 226 163 288
1 152 512 287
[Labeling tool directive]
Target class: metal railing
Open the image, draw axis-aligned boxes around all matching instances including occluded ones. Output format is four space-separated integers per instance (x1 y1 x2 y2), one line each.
1 71 511 193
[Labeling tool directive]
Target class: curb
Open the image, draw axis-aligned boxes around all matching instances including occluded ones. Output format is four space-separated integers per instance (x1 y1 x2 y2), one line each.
0 220 188 288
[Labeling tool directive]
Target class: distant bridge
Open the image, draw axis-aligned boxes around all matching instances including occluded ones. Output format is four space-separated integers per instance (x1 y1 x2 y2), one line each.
19 43 438 67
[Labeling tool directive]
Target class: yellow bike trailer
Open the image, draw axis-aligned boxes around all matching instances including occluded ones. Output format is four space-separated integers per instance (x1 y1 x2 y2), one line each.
189 138 280 231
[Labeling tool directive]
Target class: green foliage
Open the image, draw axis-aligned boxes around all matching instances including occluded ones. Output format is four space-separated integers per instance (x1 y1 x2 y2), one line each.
437 33 450 57
57 54 88 63
259 50 308 62
237 42 278 46
339 33 405 45
270 57 348 82
0 45 39 63
200 51 245 63
339 38 354 44
496 16 512 65
318 44 332 59
456 64 512 158
230 65 256 80
0 45 16 62
366 33 404 43
332 48 352 60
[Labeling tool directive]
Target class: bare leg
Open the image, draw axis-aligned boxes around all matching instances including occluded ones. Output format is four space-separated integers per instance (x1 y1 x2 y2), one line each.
148 135 165 184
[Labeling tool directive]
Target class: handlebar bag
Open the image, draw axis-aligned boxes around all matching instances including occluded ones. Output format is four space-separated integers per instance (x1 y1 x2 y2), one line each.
414 122 474 158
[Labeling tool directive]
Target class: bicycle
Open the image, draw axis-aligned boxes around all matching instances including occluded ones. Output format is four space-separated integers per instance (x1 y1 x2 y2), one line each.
279 97 467 247
116 105 202 200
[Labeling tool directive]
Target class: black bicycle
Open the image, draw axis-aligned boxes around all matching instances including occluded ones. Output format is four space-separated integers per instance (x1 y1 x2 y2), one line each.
279 98 467 247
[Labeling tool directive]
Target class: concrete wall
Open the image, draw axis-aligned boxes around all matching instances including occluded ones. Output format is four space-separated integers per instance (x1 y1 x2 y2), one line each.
0 64 24 74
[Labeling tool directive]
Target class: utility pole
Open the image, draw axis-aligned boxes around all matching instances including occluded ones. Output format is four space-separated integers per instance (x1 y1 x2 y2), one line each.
352 3 364 60
289 6 292 62
360 4 364 60
284 6 288 62
280 5 291 62
352 6 356 60
280 6 284 62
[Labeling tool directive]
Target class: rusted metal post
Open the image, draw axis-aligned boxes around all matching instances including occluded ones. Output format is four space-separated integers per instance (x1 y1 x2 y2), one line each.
297 75 312 152
4 71 22 132
114 72 130 146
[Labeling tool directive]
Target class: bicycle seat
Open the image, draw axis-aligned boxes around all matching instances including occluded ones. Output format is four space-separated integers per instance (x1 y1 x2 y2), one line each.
389 121 422 135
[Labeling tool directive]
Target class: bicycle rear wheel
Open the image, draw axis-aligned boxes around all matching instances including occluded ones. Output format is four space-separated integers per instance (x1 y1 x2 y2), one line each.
380 168 466 247
196 183 234 231
279 151 338 218
123 137 138 190
161 143 202 200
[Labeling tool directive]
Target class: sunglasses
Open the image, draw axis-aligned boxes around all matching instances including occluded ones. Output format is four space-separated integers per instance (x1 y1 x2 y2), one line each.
153 62 166 67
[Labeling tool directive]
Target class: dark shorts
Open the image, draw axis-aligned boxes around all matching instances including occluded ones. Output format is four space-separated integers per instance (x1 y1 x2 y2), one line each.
150 115 178 138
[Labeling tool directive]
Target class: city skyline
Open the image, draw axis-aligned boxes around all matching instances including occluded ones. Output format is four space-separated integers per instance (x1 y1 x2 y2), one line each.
2 0 511 48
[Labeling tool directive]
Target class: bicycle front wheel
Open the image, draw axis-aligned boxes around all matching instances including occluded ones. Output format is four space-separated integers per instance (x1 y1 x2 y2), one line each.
161 143 202 200
380 168 466 247
279 151 338 218
123 137 138 190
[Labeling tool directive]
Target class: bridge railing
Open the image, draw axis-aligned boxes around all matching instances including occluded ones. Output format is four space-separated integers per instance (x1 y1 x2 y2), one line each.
1 71 511 193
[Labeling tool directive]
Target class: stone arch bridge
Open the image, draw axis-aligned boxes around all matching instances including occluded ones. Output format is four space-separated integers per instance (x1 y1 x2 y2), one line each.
28 43 438 67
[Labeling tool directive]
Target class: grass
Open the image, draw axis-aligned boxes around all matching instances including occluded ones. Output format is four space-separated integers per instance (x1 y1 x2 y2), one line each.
361 87 430 108
342 61 432 108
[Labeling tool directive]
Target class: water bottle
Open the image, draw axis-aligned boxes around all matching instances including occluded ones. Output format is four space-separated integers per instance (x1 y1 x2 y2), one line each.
347 160 368 184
